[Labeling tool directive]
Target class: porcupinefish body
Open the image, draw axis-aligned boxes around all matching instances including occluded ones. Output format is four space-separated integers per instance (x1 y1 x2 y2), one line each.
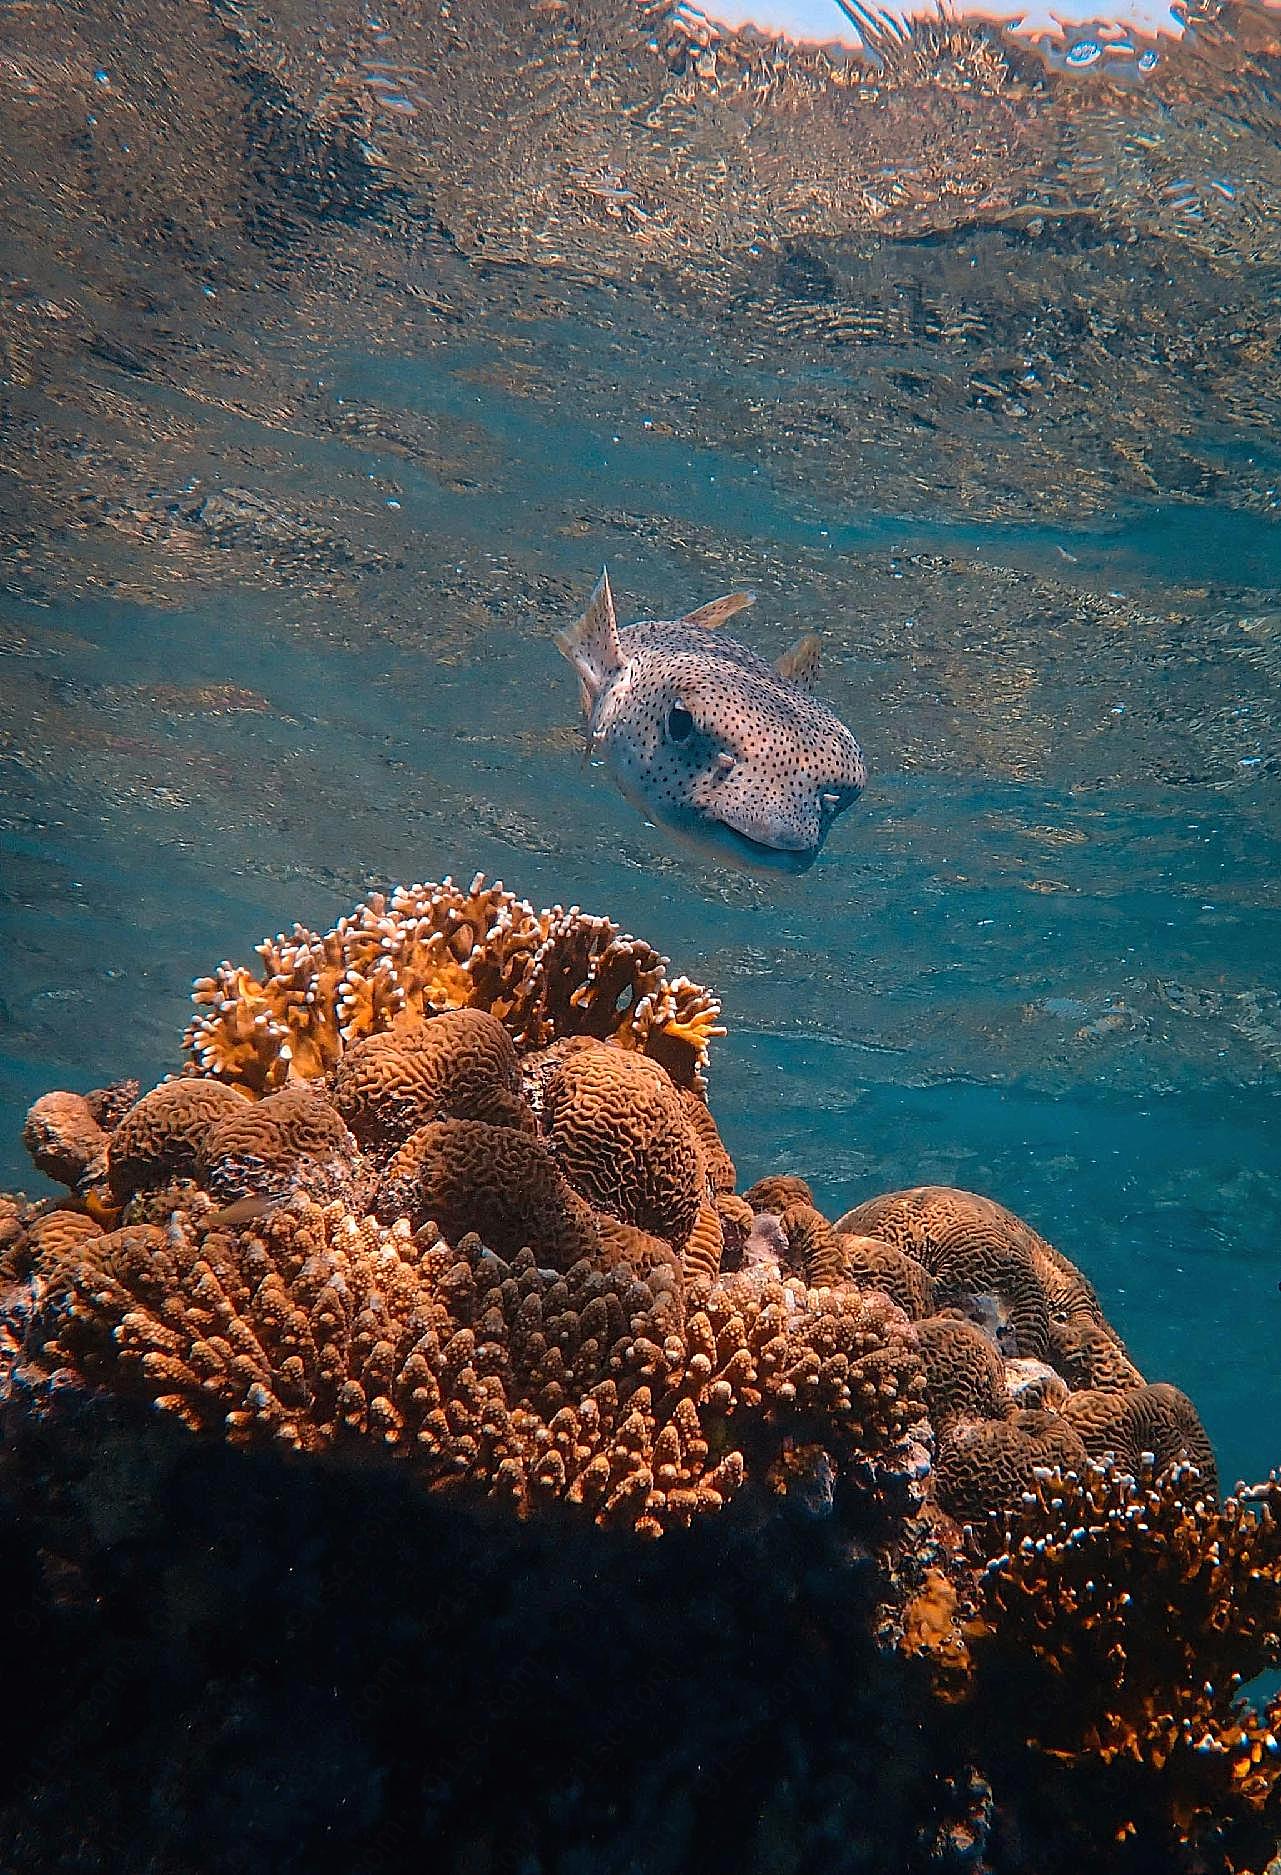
556 570 866 875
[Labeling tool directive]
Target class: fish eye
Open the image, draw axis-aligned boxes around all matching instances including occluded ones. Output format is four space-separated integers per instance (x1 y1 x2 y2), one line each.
666 704 695 743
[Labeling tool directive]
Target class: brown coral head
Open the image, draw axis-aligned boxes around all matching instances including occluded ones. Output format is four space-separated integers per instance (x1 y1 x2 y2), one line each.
838 1233 936 1321
380 1118 600 1270
780 1203 848 1289
744 1174 815 1215
1002 1357 1070 1415
914 1314 1012 1435
195 1087 358 1203
23 1091 110 1189
540 1041 703 1248
1047 1317 1144 1393
1064 1381 1217 1496
679 1091 736 1195
935 1410 1089 1524
108 1079 254 1199
331 1007 526 1146
712 1192 755 1272
10 1205 105 1278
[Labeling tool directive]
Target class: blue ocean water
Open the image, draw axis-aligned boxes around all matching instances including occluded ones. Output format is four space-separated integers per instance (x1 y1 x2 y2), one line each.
3 0 1281 1528
3 353 1278 1484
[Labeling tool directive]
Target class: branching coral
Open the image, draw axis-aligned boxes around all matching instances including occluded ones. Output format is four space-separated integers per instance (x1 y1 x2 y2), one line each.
25 1195 923 1539
967 1461 1281 1855
186 876 725 1097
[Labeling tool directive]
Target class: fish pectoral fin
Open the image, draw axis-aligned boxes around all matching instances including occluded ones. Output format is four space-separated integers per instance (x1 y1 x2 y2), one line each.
681 590 756 630
555 567 625 707
775 632 821 690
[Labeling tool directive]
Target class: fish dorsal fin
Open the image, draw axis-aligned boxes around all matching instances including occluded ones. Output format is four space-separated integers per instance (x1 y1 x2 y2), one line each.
555 568 625 712
682 590 756 631
776 632 821 691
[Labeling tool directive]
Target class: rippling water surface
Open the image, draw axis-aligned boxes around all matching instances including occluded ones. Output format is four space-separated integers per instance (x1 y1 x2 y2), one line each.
2 0 1279 1490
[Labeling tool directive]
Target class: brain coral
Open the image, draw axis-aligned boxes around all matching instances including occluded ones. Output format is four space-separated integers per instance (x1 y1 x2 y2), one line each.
540 1040 705 1248
936 1411 1091 1522
194 1087 357 1202
379 1118 602 1271
838 1232 937 1320
108 1078 252 1199
332 1007 526 1145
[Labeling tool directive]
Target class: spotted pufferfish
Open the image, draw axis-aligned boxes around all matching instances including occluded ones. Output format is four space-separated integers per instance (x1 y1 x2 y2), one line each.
556 569 866 874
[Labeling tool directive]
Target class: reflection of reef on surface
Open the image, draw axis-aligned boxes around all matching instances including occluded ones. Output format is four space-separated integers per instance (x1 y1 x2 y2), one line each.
3 880 1279 1872
3 0 1281 628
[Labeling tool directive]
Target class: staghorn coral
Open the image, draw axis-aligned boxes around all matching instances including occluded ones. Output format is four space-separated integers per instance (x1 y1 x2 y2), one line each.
17 1011 1218 1548
331 1007 527 1145
966 1461 1281 1859
186 876 725 1097
540 1041 704 1248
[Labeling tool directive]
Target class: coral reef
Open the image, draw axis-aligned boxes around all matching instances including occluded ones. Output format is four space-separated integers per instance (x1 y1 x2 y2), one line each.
3 879 1278 1871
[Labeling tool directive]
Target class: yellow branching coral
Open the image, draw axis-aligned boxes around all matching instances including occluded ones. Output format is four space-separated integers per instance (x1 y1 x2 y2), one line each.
186 875 724 1095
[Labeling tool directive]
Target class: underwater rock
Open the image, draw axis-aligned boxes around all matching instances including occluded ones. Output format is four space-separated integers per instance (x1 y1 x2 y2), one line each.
2 877 1278 1872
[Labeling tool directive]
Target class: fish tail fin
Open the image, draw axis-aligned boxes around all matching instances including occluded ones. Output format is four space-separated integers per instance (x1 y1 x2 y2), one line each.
555 567 624 711
682 590 756 630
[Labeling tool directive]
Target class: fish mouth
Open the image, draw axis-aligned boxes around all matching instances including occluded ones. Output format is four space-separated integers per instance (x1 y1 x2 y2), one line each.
670 812 824 876
711 822 821 875
612 773 827 874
